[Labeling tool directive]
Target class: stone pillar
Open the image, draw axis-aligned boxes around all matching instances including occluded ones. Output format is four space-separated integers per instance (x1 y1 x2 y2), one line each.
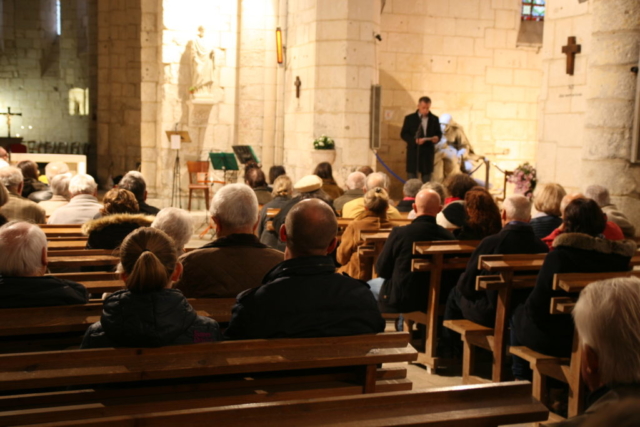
580 0 640 228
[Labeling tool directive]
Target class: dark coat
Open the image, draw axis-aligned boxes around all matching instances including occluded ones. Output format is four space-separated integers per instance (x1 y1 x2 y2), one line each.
512 233 637 357
529 214 562 240
400 110 443 175
376 215 455 312
455 222 549 327
224 256 385 340
82 213 154 250
138 201 160 215
258 196 291 249
81 288 222 348
0 275 88 308
396 199 414 213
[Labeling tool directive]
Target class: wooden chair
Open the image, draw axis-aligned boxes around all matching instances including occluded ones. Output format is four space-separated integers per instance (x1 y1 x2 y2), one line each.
187 161 211 211
7 381 548 427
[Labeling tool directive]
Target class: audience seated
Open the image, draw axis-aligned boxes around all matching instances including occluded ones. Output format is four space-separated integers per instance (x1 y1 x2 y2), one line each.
454 186 501 240
357 165 374 176
245 167 273 205
0 166 46 224
407 181 446 220
38 173 71 216
224 199 385 340
314 162 344 200
443 195 548 330
396 179 423 213
585 184 636 238
530 183 566 239
511 198 636 379
82 188 152 250
48 173 102 224
258 175 293 248
151 207 193 256
333 171 366 213
81 227 222 348
268 165 286 189
118 171 161 215
0 182 9 227
17 160 47 198
342 172 403 219
0 147 8 168
542 193 624 249
337 187 396 280
436 173 477 230
28 161 70 202
372 190 455 313
549 277 640 427
0 221 88 308
175 184 283 298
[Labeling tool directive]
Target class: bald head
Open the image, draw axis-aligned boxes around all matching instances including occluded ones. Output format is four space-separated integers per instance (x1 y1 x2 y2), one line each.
0 221 47 276
414 189 442 217
281 199 338 258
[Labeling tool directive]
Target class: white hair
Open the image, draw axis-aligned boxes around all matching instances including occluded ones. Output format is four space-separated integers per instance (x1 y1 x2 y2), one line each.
0 167 23 189
0 221 47 276
584 184 610 207
365 172 390 191
69 174 97 196
151 208 194 250
573 277 640 385
503 195 531 222
50 173 71 197
345 172 366 190
403 179 423 198
209 183 259 230
45 162 70 183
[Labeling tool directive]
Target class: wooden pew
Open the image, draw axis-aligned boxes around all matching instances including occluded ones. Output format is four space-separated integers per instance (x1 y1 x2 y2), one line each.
11 381 548 427
47 240 90 250
40 224 83 229
0 333 417 425
48 249 115 257
47 254 119 271
404 240 480 372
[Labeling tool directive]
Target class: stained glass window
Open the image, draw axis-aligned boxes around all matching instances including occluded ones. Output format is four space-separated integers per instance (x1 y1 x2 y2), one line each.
522 0 545 21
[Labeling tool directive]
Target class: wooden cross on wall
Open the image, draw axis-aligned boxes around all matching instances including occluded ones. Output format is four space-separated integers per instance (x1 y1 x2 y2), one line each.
562 36 581 76
294 76 301 98
0 107 22 138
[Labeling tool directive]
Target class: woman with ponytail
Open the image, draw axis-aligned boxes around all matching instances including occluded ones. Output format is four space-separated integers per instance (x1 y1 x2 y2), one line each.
81 227 222 348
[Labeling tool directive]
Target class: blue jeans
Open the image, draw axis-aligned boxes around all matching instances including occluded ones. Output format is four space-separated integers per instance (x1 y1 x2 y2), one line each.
510 319 533 380
368 278 404 331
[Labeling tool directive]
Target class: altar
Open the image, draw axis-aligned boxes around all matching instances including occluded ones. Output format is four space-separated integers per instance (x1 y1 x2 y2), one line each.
10 153 87 175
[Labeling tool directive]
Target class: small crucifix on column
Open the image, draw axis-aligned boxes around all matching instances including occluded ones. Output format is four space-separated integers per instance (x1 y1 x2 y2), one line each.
562 36 581 76
294 76 301 98
0 107 22 138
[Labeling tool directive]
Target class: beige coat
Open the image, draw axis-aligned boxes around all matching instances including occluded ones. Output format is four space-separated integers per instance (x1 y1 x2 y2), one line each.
0 192 46 224
337 211 395 280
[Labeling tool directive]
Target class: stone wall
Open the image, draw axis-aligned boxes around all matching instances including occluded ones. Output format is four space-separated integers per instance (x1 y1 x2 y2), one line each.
378 0 542 199
0 0 96 150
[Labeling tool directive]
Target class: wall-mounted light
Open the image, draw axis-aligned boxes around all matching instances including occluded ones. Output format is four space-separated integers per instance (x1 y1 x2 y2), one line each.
276 27 284 64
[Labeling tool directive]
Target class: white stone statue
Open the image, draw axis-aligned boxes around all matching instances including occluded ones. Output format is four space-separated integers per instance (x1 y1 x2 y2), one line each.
432 113 482 181
191 26 216 95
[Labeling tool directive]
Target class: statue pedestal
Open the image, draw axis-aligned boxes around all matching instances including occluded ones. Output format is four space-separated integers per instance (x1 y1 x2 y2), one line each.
0 137 23 149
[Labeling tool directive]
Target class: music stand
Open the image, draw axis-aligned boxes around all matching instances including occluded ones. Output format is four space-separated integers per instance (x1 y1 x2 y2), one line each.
232 145 260 166
165 131 192 208
209 152 239 185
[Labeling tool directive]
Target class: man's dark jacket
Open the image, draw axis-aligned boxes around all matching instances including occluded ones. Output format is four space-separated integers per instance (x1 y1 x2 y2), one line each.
376 215 455 313
400 110 443 175
0 276 88 308
224 256 385 340
455 222 548 327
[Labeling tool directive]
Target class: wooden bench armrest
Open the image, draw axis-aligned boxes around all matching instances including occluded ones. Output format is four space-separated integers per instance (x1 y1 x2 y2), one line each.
475 275 505 291
443 319 493 336
550 297 576 315
553 271 640 292
411 259 431 272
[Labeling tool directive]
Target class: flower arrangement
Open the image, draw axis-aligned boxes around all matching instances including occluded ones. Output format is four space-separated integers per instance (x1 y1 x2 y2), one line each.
507 162 537 198
313 135 335 150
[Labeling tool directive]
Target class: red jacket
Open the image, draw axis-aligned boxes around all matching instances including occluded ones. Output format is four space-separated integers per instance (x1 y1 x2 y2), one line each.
542 221 625 250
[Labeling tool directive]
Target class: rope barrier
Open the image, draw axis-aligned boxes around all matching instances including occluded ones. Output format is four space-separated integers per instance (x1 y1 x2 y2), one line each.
372 149 406 184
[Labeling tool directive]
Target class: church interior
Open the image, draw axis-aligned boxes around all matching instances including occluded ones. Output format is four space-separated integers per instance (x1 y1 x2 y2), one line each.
0 0 640 425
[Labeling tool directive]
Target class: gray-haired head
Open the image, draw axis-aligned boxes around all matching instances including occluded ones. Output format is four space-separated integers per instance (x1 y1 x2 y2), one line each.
365 172 390 191
209 183 259 232
403 179 423 198
584 184 610 208
69 174 97 196
0 221 47 276
50 173 71 198
573 277 640 386
345 171 366 191
151 207 194 251
503 195 531 222
44 162 70 183
0 167 23 191
119 171 147 202
0 182 8 208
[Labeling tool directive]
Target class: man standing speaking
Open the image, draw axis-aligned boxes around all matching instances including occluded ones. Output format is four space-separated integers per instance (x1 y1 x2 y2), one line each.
400 96 442 182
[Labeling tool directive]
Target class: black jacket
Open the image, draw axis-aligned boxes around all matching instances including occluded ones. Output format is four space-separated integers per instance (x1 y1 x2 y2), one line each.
529 214 562 239
0 275 88 308
224 256 385 340
81 288 222 348
512 233 636 357
82 213 155 250
138 201 160 216
257 196 291 249
400 110 442 175
376 215 455 312
455 222 548 327
396 199 414 213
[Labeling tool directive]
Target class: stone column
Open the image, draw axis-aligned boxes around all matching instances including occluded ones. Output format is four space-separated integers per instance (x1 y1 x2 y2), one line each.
580 0 640 227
